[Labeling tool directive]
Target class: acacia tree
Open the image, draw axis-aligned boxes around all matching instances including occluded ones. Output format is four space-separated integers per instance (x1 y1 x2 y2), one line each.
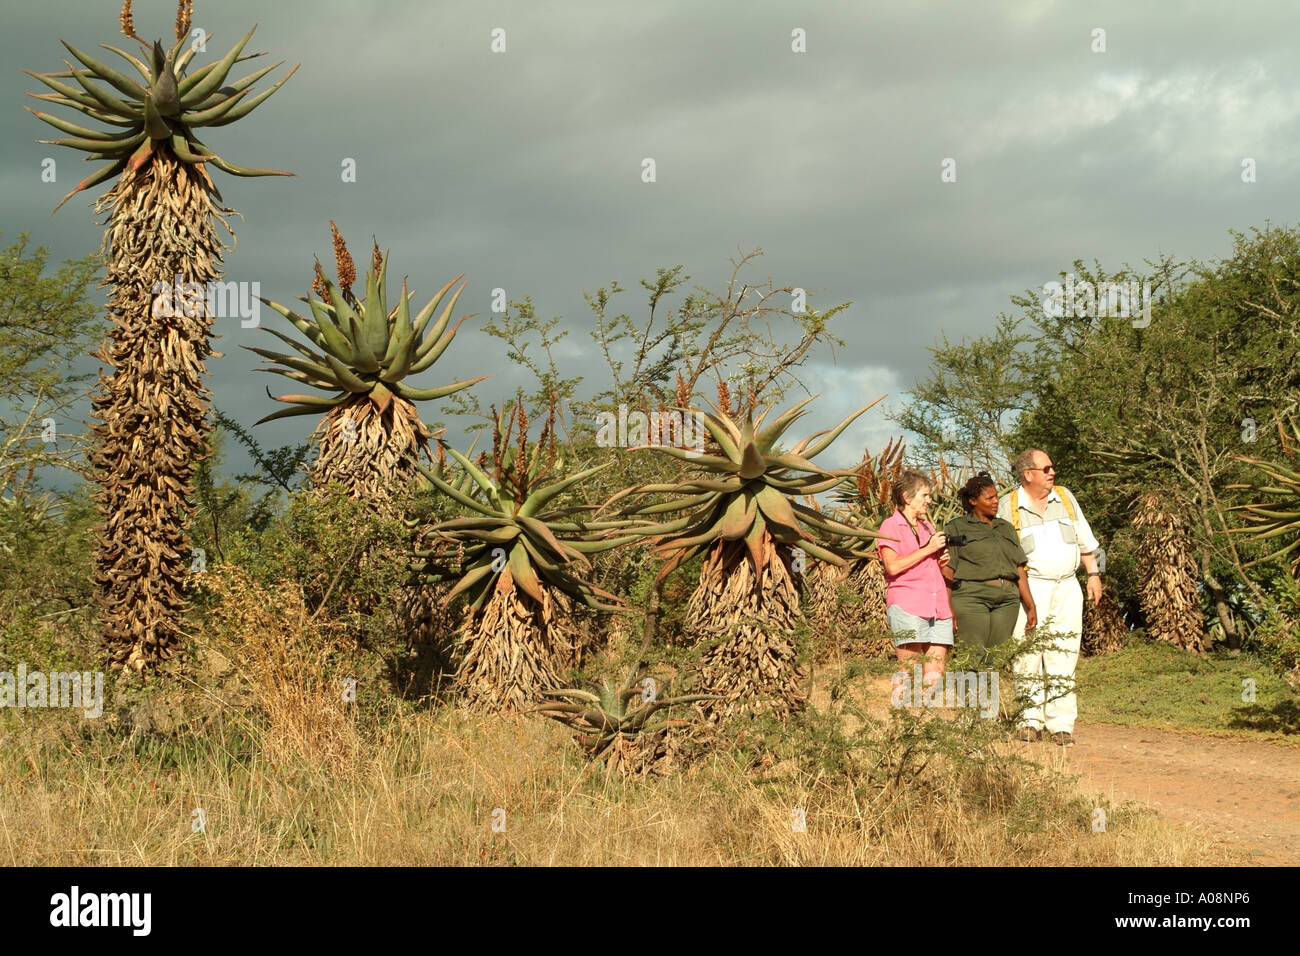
0 236 102 574
445 249 850 442
0 234 102 497
891 314 1042 476
25 1 296 671
582 249 851 415
1018 243 1300 646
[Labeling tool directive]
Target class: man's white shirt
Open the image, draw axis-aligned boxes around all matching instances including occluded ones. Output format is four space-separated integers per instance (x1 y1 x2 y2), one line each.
996 487 1099 581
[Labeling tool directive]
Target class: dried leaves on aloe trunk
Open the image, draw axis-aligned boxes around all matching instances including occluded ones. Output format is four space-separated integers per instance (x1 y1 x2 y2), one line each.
28 4 296 671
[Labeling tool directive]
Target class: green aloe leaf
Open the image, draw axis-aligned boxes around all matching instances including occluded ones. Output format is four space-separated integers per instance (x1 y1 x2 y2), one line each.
178 24 257 106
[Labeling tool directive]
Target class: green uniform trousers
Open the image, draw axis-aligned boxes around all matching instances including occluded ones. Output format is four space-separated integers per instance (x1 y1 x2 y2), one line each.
950 580 1020 666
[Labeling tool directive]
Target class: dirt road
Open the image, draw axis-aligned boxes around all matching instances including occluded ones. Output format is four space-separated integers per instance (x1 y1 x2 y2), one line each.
1053 721 1300 865
850 674 1300 864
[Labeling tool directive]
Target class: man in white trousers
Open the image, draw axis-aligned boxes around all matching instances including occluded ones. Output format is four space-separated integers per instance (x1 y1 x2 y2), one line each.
997 449 1102 746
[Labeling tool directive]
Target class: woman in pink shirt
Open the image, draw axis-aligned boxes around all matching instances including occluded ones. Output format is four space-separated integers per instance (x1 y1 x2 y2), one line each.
876 470 953 701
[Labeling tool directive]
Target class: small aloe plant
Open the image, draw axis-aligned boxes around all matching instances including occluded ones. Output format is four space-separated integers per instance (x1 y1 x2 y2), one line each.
535 637 718 775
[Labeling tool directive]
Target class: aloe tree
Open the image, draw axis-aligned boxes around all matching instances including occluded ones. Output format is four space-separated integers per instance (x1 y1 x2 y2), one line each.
25 1 296 671
254 223 485 502
254 225 486 684
617 395 881 721
415 404 640 711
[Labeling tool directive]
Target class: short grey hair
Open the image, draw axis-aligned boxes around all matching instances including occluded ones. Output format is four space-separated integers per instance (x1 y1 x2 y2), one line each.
1014 449 1044 484
891 470 931 510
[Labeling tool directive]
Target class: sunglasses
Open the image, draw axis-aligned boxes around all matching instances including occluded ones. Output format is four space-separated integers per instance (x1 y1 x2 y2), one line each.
1028 465 1057 473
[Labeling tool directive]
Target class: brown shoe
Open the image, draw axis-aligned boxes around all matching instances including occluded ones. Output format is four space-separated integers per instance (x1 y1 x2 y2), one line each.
1018 727 1042 742
1051 732 1075 747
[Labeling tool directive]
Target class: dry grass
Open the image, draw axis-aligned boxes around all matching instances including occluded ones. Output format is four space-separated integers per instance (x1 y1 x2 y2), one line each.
0 559 1238 867
194 563 362 777
0 689 1235 866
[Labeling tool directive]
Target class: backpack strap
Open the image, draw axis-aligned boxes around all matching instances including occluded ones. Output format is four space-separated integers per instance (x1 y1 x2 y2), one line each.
1010 486 1077 531
1056 486 1077 522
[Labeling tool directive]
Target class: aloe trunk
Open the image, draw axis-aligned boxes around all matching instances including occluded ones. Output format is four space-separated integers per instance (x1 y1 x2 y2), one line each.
90 150 224 669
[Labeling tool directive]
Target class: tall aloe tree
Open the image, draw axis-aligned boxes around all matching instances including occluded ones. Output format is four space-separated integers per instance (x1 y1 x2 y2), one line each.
254 223 485 502
25 1 296 671
617 395 881 721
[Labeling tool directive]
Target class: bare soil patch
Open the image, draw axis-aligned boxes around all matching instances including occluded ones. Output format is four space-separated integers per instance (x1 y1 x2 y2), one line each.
846 674 1300 865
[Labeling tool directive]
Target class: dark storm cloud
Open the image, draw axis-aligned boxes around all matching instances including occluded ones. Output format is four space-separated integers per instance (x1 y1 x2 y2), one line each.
5 0 1300 474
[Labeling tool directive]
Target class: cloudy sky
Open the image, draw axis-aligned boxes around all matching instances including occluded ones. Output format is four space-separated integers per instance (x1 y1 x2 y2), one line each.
4 0 1298 479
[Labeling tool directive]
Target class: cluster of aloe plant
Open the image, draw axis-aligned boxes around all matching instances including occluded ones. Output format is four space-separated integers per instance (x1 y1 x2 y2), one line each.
24 5 899 765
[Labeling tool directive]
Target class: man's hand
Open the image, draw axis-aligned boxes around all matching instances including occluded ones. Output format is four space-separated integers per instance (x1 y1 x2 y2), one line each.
1086 575 1102 606
1025 605 1037 631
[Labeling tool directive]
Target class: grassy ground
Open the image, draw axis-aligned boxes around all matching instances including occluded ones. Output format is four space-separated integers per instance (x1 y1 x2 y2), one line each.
1077 639 1300 739
843 630 1300 741
0 616 1237 866
0 689 1231 866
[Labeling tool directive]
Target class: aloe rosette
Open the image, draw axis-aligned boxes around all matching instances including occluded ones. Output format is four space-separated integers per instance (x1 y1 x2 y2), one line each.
26 10 298 211
616 394 885 721
252 227 486 500
619 395 885 578
414 405 641 711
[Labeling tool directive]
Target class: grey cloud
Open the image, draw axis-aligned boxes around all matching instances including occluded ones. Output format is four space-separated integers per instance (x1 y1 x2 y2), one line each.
4 0 1299 480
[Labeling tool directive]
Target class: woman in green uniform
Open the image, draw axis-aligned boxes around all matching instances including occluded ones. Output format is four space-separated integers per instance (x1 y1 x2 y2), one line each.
942 472 1037 666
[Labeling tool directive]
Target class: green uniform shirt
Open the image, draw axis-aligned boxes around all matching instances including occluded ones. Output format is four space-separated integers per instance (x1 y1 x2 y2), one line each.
943 514 1028 582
